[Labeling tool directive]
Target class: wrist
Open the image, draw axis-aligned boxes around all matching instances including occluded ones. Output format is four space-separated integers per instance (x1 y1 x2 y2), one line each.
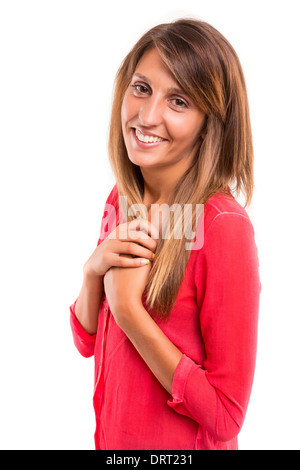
83 268 104 289
113 298 145 329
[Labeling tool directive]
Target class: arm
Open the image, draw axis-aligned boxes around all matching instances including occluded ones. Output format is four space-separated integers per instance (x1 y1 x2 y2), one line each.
70 185 158 357
69 253 104 358
74 272 104 335
167 214 261 441
106 213 260 442
117 301 183 394
103 260 183 394
70 186 117 356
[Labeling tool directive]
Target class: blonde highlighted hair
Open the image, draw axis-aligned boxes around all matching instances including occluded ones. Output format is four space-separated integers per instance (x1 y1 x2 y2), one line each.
108 18 254 319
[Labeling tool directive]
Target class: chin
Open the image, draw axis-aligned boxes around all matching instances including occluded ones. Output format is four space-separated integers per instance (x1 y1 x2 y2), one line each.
127 152 160 168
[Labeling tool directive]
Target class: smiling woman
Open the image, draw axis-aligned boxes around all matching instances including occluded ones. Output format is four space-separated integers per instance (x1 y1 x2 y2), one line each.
121 48 206 174
70 18 261 451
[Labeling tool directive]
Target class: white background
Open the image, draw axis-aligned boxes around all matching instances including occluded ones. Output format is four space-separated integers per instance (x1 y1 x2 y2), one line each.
0 0 299 450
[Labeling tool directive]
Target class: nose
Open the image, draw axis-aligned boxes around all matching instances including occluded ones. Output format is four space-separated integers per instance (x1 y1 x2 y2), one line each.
138 95 164 127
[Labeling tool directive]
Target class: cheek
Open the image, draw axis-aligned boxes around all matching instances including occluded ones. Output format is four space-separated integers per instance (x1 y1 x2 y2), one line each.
164 114 186 143
175 114 206 147
121 97 129 128
121 97 132 142
168 120 199 147
121 93 137 127
165 111 203 145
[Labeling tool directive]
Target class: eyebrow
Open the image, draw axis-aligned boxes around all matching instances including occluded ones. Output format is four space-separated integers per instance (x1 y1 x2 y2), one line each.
133 73 189 98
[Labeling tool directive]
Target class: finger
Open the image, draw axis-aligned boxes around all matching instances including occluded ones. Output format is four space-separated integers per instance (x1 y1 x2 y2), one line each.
109 226 157 252
110 253 152 268
127 218 160 240
127 233 157 253
112 240 156 261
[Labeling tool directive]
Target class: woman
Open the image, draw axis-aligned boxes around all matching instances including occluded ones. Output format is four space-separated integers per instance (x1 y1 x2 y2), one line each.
70 18 261 450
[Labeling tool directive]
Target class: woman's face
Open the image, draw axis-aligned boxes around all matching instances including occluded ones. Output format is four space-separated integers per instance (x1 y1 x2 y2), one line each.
121 48 206 171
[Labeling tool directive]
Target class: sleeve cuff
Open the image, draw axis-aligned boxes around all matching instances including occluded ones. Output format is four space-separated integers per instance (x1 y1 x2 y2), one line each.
70 300 97 345
168 354 198 404
167 354 206 434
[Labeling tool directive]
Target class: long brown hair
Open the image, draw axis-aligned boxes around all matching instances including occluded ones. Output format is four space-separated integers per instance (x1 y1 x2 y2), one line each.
108 18 254 319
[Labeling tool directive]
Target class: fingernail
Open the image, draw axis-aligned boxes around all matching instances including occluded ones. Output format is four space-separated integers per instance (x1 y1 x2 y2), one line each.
152 253 156 260
142 259 150 265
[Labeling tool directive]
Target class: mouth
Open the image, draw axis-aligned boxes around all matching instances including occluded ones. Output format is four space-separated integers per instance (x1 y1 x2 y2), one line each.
132 127 167 147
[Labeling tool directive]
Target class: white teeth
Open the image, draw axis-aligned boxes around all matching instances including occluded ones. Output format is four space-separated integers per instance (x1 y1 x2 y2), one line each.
135 129 164 143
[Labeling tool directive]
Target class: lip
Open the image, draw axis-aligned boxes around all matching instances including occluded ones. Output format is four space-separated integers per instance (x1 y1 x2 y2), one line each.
134 127 167 141
131 128 167 149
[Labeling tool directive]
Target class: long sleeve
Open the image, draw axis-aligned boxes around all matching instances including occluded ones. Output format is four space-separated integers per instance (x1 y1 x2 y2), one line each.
167 213 261 442
70 300 97 358
70 184 118 358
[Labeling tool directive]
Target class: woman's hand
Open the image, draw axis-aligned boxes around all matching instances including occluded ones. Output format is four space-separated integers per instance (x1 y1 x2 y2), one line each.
103 255 152 327
83 218 159 280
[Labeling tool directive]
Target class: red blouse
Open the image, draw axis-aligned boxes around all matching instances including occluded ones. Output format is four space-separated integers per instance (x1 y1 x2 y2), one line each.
70 184 261 450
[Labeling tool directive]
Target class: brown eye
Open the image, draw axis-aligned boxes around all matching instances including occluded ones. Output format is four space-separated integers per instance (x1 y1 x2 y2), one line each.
131 84 150 94
172 98 188 108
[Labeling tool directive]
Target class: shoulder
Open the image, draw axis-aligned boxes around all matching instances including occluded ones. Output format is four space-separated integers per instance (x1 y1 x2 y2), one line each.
204 192 253 236
192 192 259 279
190 191 256 255
104 183 119 208
97 184 119 244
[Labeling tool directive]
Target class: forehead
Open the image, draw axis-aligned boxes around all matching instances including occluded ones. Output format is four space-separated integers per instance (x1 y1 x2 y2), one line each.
134 49 175 82
133 48 187 94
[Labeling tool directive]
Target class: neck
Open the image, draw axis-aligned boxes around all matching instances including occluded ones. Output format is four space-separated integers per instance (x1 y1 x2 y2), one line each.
140 158 192 208
141 168 175 208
